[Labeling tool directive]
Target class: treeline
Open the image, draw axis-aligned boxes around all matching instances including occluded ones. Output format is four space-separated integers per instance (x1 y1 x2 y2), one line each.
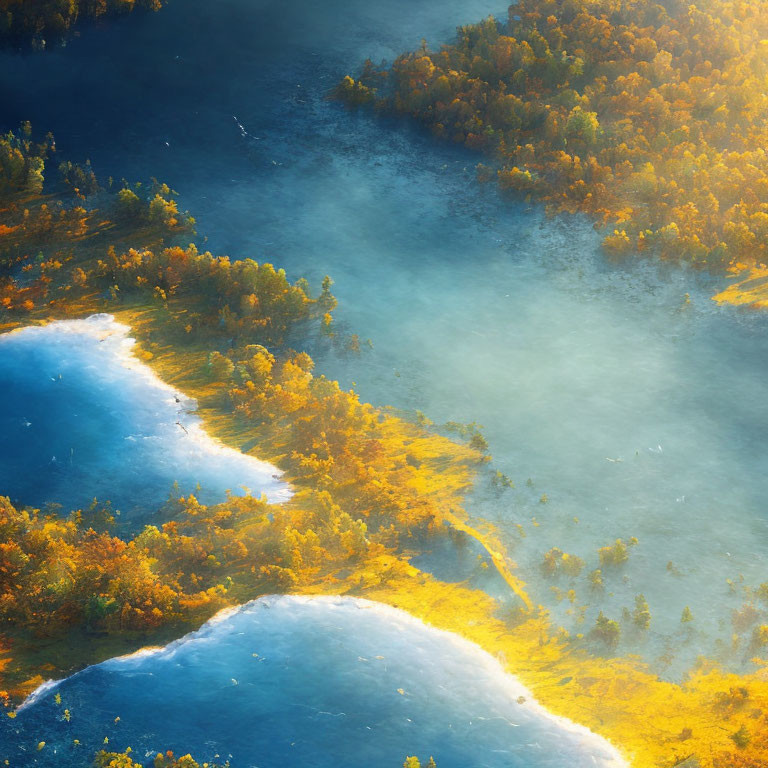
96 752 226 768
0 0 163 47
0 123 50 196
0 125 333 348
341 0 768 268
0 489 370 636
93 750 435 768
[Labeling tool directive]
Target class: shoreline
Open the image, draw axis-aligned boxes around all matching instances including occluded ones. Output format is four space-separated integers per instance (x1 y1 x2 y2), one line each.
5 305 768 767
15 594 627 767
0 314 293 507
2 311 627 763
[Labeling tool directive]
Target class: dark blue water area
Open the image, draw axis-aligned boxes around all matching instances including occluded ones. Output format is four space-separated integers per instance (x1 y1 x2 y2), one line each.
0 0 504 190
0 316 290 519
0 596 624 768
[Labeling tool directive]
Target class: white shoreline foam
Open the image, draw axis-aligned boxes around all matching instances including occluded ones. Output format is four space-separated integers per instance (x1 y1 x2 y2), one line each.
14 679 62 713
18 594 628 766
0 314 292 504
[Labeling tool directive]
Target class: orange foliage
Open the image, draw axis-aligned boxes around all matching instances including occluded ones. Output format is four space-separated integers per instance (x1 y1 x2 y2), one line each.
346 0 768 269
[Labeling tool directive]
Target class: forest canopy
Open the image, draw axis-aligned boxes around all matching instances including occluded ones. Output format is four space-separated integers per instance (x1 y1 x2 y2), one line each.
342 0 768 269
0 0 163 46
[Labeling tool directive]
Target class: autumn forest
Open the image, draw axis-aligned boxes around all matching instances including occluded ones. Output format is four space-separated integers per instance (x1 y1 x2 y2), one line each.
3 1 768 767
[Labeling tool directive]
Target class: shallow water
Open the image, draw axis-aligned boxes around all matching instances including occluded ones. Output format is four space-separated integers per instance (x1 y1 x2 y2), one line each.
0 596 624 768
0 315 290 518
0 0 767 687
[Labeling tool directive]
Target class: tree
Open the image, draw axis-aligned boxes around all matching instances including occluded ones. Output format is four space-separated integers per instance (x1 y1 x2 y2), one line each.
334 76 376 106
206 351 235 381
148 193 179 228
632 594 651 630
318 275 337 312
565 107 600 146
731 725 751 749
404 758 435 768
598 539 630 567
592 611 621 649
116 187 142 220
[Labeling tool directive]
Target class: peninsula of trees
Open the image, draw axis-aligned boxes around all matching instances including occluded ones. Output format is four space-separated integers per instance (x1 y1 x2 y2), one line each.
340 0 768 273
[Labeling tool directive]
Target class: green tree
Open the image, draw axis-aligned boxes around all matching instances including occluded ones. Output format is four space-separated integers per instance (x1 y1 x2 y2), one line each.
116 187 142 220
592 611 621 649
632 594 651 630
730 725 751 749
564 107 600 146
206 351 235 381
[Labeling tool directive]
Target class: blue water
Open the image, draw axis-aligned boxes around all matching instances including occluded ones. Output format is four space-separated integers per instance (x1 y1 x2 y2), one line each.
0 596 624 768
0 0 767 756
0 315 290 519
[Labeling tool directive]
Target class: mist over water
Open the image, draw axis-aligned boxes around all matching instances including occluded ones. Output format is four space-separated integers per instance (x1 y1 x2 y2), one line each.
0 596 625 768
0 0 767 694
